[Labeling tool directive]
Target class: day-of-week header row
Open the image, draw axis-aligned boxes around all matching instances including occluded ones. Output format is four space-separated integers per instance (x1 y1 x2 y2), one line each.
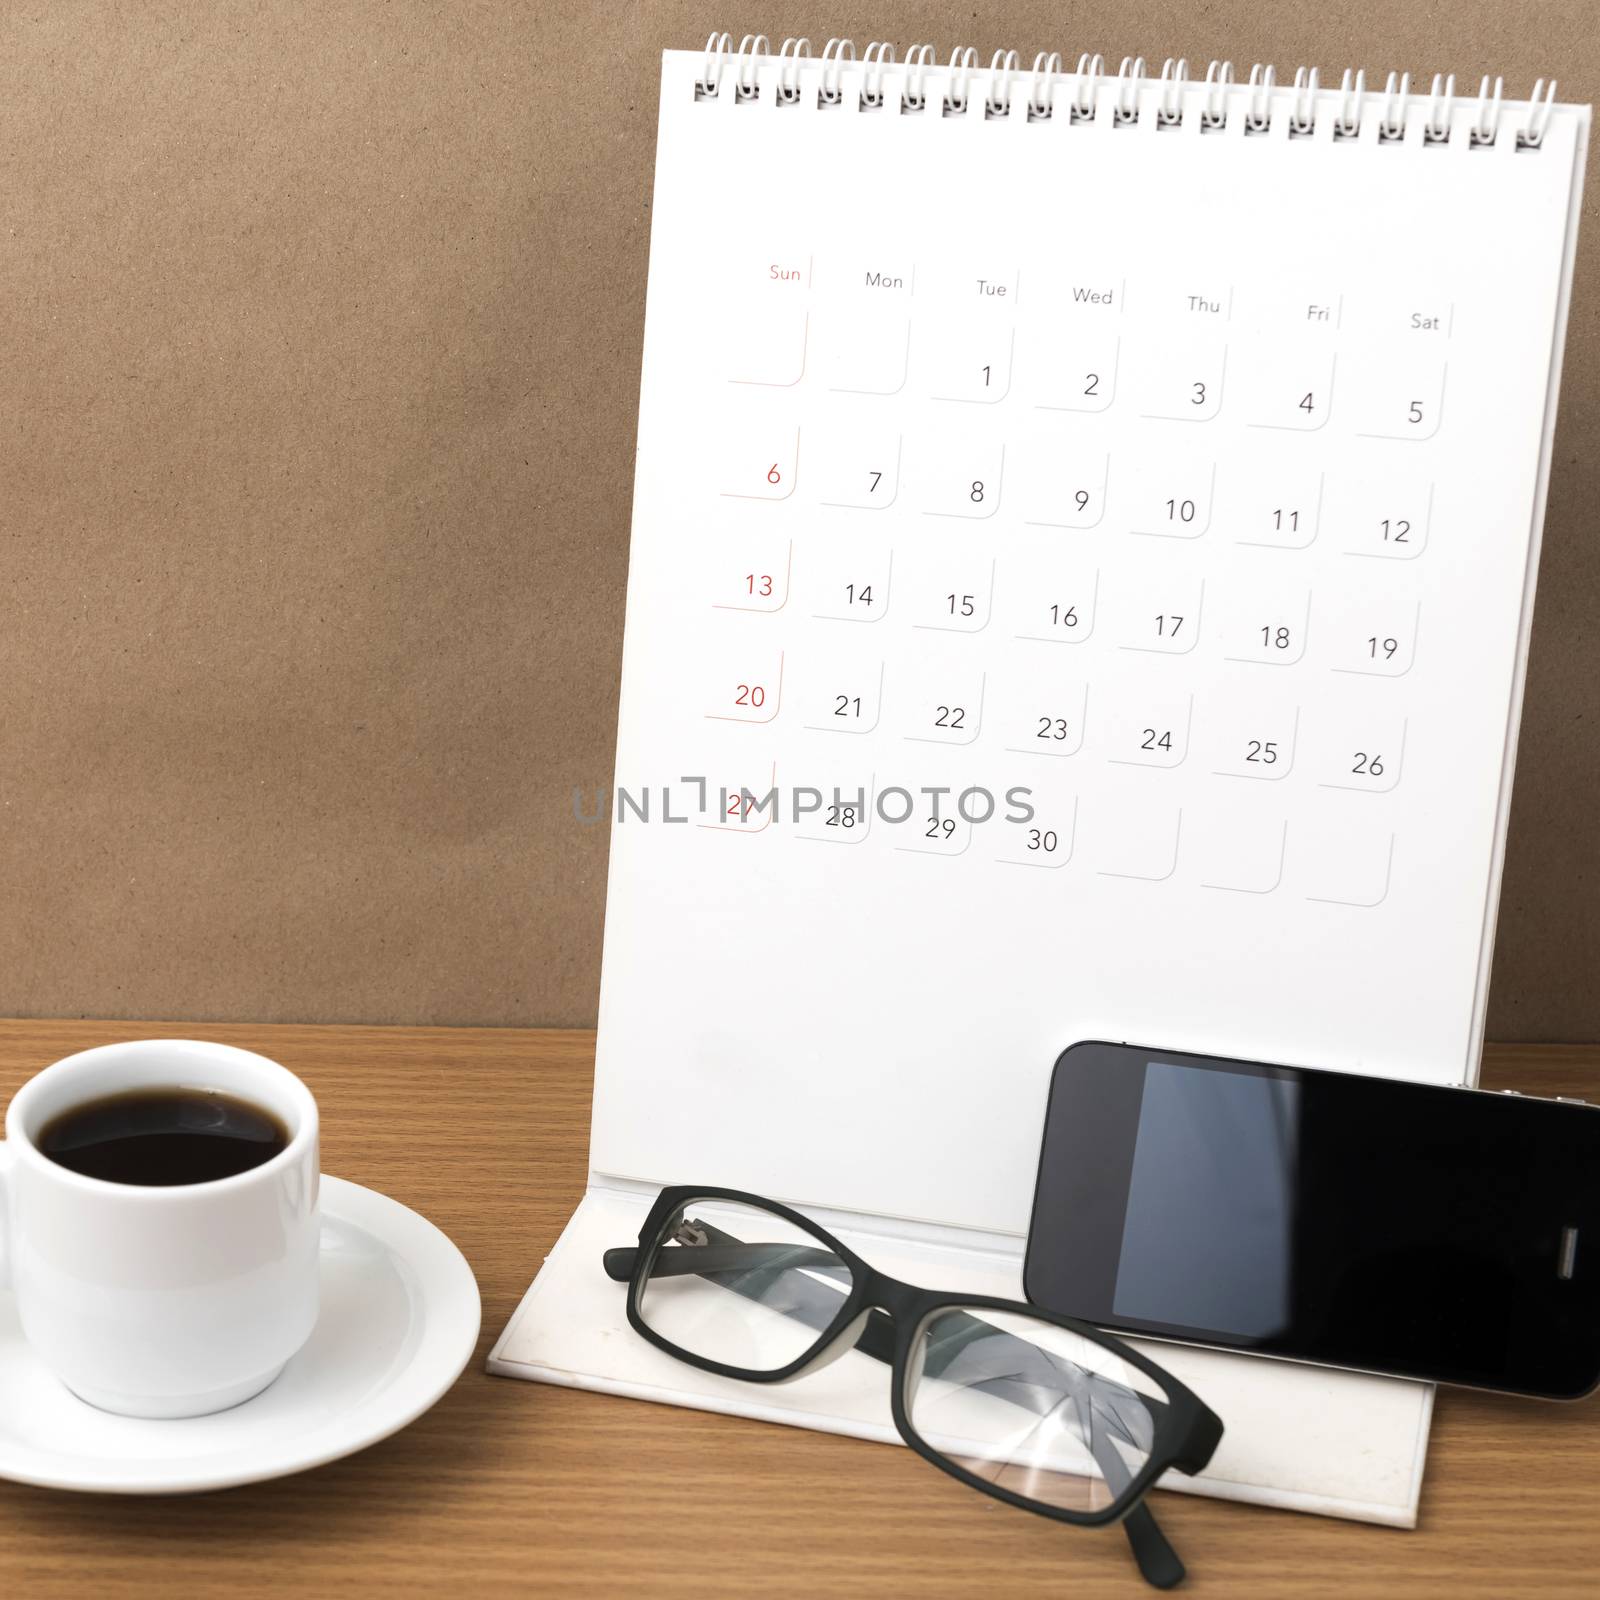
743 256 1449 335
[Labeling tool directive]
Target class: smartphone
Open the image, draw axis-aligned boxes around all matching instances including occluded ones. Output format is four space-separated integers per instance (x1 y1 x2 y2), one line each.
1025 1041 1600 1398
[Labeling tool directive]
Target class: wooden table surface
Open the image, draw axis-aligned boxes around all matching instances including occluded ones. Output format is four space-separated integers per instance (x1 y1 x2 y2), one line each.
0 1021 1595 1598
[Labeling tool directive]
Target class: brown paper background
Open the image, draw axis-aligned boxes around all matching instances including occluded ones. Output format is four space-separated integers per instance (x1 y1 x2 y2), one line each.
0 2 1594 1036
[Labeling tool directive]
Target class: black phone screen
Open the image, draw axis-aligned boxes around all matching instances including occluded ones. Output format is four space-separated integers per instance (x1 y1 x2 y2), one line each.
1025 1042 1600 1397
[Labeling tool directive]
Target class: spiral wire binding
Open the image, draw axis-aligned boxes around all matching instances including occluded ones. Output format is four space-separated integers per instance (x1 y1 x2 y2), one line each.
1472 75 1504 146
819 38 853 107
777 36 811 105
1379 72 1411 142
1245 64 1275 133
697 32 732 98
1425 73 1457 142
861 41 895 109
1521 79 1558 148
1157 59 1187 127
1028 53 1063 121
1290 67 1318 136
902 44 935 113
1072 54 1103 122
734 33 766 101
1337 70 1364 137
945 47 978 116
1115 57 1146 124
1202 61 1234 131
986 50 1021 118
695 33 1561 148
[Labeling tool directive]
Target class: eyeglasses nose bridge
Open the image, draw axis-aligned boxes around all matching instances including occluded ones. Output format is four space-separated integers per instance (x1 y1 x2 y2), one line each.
902 1322 927 1397
789 1308 873 1382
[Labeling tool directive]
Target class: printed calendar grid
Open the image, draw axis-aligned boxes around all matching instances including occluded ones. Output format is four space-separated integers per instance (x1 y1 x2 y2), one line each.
688 258 1449 906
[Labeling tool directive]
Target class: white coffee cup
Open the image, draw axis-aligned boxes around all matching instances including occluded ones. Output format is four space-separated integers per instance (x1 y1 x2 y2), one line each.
0 1039 320 1419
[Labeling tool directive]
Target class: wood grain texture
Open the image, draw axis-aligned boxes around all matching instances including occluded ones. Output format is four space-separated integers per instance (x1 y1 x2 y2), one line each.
0 1021 1596 1596
0 2 1596 1036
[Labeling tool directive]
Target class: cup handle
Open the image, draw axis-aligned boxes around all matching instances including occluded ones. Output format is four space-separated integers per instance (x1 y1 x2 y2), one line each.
0 1141 11 1292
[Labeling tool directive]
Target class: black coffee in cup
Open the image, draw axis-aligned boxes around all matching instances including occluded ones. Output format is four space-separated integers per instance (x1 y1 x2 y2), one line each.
38 1088 290 1186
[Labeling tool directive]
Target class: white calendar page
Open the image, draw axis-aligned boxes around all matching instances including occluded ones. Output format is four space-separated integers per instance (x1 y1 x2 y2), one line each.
590 54 1586 1233
493 50 1587 1524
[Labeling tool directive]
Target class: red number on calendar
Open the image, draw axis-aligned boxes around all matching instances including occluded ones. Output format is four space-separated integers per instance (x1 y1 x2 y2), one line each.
745 573 774 596
735 683 767 708
766 463 781 485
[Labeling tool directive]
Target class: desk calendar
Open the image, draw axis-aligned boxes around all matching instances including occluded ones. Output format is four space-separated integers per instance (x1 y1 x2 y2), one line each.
493 41 1589 1524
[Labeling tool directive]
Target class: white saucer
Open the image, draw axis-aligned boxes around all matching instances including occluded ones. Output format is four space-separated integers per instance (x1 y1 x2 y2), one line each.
0 1175 480 1494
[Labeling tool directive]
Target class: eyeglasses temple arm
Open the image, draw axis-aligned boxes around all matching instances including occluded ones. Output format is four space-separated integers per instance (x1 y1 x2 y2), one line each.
1119 1501 1184 1589
604 1243 845 1280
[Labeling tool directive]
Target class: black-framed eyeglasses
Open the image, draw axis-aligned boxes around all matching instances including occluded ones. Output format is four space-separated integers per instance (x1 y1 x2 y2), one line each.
603 1187 1223 1590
